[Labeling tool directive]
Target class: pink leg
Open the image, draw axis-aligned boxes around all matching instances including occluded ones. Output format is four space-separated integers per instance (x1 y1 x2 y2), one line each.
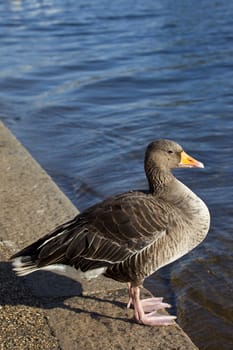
128 284 176 326
127 283 169 312
127 283 133 309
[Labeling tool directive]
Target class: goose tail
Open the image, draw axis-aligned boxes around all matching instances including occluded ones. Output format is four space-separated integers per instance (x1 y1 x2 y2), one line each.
11 256 39 276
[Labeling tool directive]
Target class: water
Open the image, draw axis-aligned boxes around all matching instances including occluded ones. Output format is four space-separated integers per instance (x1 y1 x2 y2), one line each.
1 1 233 348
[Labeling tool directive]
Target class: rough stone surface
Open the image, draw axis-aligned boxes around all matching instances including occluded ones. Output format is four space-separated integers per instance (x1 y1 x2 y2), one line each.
0 122 198 350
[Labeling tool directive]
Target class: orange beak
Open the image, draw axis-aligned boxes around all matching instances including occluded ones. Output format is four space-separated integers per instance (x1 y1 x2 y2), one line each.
179 151 204 168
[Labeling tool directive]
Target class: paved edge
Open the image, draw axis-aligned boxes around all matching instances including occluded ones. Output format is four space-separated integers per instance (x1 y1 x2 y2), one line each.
0 122 199 350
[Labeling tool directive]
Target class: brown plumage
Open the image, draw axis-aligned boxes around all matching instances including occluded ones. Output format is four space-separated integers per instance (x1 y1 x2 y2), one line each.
11 139 210 326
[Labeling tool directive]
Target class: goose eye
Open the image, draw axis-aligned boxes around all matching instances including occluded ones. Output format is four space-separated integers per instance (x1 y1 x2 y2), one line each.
167 150 173 154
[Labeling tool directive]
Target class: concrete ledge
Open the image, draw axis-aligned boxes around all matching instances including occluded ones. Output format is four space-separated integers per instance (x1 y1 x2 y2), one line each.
0 122 198 349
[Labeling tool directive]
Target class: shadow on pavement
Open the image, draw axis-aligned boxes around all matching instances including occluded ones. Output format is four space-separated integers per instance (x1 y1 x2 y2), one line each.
0 261 130 323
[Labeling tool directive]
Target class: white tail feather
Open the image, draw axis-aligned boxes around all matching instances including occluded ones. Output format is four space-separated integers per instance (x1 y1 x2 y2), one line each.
12 257 106 281
12 257 39 276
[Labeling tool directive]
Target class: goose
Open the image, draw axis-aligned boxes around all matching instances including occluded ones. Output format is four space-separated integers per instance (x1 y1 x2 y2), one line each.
11 139 210 326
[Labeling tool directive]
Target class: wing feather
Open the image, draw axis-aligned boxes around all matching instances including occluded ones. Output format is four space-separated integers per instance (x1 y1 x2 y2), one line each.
14 191 170 272
65 192 169 266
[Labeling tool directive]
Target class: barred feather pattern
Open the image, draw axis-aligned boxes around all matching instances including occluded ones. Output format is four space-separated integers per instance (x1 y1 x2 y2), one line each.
12 192 169 278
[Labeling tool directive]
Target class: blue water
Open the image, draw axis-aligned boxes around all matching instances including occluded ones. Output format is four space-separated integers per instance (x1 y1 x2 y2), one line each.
1 1 233 348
